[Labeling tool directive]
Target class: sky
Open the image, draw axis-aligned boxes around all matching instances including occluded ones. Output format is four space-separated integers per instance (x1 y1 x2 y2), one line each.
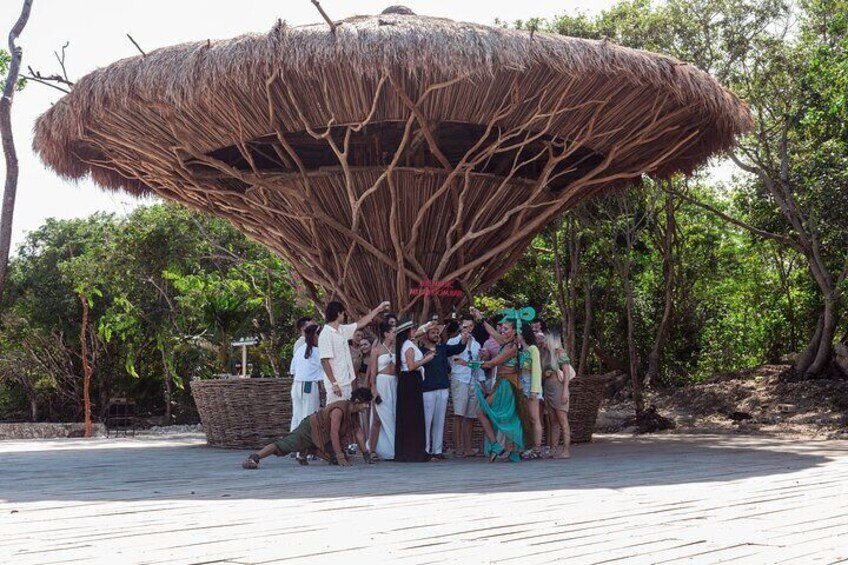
1 0 622 251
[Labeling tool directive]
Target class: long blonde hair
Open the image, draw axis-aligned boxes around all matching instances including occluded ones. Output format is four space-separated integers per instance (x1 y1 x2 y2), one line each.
544 331 565 369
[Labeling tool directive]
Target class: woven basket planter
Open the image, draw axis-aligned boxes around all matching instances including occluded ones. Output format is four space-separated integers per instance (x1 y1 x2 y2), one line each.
191 378 293 449
567 375 611 443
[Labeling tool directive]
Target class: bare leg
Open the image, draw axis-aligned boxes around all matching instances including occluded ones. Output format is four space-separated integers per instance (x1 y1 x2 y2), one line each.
463 418 474 456
547 404 561 452
555 410 571 459
257 443 281 459
368 407 381 453
477 409 497 444
453 415 464 456
527 398 543 451
242 442 282 469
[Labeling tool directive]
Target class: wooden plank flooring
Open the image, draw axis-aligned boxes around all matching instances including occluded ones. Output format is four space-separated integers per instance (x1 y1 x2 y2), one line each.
1 434 846 564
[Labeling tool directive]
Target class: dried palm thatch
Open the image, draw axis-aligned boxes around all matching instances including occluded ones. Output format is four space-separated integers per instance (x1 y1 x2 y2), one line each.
33 7 752 317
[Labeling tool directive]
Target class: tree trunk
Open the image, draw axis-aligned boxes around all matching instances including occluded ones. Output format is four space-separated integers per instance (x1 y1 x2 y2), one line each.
0 0 34 296
551 221 569 350
30 396 37 422
645 191 676 387
807 295 839 376
795 314 823 375
566 218 580 357
79 292 92 438
623 273 642 412
160 344 172 422
578 281 592 376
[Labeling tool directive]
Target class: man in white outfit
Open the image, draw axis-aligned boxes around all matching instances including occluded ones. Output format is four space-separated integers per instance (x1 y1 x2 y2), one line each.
319 300 390 404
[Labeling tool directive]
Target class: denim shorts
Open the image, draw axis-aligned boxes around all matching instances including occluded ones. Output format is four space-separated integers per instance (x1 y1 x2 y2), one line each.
520 373 543 400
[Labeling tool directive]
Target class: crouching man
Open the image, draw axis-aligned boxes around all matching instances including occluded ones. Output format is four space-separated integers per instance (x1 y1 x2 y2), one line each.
242 387 375 468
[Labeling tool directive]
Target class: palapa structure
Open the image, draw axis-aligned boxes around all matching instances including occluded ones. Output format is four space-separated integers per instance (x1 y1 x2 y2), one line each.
34 6 752 318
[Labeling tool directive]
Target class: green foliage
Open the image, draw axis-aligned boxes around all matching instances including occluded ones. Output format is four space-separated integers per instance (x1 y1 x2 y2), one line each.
0 204 309 422
0 48 27 91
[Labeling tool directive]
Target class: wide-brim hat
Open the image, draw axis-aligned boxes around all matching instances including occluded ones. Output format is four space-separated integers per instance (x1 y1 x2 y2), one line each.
395 320 415 334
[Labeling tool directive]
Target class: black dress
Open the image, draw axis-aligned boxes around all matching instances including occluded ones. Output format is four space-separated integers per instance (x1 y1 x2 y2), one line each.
394 363 429 462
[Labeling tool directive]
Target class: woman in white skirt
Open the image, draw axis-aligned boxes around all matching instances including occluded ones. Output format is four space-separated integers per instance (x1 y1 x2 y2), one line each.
290 324 324 434
368 322 397 460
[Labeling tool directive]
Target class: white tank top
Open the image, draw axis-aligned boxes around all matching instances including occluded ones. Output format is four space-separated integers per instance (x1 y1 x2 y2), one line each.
376 345 396 373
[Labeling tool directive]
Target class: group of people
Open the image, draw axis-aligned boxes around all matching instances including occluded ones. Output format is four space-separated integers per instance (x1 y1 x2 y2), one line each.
242 300 574 469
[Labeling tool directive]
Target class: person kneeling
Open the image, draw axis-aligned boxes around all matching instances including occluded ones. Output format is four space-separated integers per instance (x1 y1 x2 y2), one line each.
242 387 375 469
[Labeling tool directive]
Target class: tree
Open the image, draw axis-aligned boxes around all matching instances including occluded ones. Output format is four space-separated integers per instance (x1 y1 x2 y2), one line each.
0 0 33 298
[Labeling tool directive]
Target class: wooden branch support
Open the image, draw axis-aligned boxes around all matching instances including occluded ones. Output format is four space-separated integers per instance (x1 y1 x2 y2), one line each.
127 33 146 57
310 0 336 34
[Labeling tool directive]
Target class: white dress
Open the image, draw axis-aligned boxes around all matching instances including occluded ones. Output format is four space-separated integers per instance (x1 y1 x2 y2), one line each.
374 346 397 460
290 344 323 431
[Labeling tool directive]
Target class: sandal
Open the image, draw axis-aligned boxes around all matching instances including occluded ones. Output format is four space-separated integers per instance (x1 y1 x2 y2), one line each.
488 443 505 463
528 449 543 460
242 453 260 470
295 454 309 466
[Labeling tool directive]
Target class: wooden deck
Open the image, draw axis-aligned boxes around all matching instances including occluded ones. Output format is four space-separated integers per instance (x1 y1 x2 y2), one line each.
1 433 847 564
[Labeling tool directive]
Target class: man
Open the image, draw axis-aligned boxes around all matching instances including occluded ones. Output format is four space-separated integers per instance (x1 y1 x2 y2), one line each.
319 300 389 404
292 316 314 355
242 388 375 468
419 322 467 460
448 315 483 458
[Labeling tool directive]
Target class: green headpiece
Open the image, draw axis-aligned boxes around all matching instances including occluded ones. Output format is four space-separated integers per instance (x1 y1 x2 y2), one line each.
498 306 536 333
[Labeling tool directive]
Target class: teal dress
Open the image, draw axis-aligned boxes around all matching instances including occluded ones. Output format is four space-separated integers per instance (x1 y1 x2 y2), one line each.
475 344 527 458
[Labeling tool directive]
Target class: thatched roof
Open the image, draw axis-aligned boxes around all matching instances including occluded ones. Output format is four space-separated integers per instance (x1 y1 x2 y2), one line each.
32 7 752 316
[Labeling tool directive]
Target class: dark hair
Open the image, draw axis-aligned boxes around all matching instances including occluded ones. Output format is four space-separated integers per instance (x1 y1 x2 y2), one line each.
445 320 459 336
520 323 536 348
461 313 475 324
296 316 313 332
350 387 373 403
325 301 345 323
304 324 320 358
395 326 413 377
537 319 548 333
378 321 393 341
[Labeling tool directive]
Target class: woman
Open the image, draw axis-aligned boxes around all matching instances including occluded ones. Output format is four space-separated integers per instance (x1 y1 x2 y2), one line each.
517 323 544 459
394 321 436 462
541 332 573 459
471 310 528 463
368 322 397 460
290 324 324 463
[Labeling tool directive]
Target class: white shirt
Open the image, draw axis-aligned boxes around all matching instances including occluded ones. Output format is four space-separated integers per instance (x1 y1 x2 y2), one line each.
318 322 357 387
291 344 325 382
400 339 424 378
289 336 307 375
447 335 483 384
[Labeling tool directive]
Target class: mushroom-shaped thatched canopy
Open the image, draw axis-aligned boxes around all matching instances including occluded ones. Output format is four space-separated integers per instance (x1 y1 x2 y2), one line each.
34 7 752 318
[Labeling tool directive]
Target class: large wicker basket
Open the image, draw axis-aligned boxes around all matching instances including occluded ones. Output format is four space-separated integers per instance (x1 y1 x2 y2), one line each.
191 378 293 449
566 374 612 443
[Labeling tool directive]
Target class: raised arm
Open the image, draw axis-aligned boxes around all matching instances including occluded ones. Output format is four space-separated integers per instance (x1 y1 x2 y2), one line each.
470 308 507 345
356 301 391 330
405 346 435 371
482 343 517 369
444 341 467 357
